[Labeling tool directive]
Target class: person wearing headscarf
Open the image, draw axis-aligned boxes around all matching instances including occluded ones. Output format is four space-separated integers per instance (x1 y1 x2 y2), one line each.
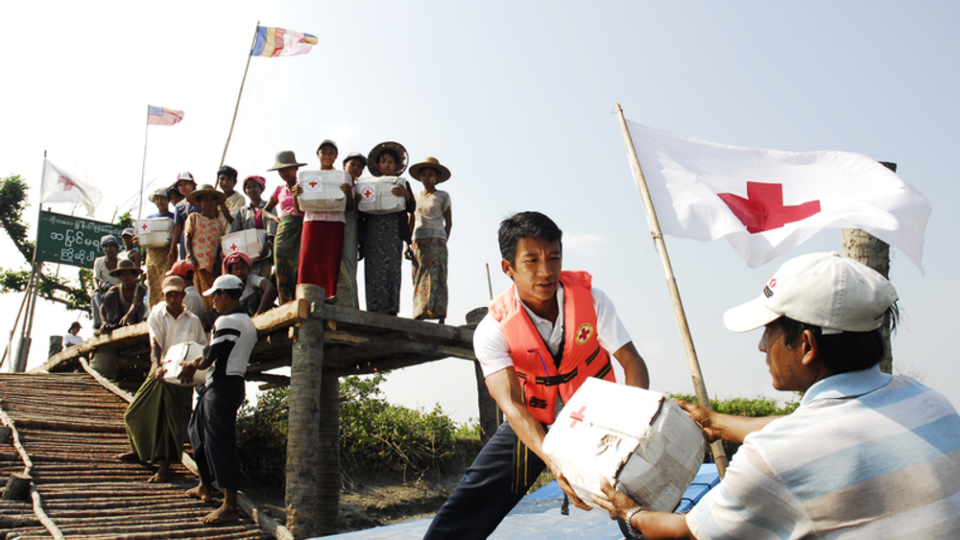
408 157 453 324
228 175 278 279
359 141 415 315
91 234 123 329
223 251 278 316
263 151 306 304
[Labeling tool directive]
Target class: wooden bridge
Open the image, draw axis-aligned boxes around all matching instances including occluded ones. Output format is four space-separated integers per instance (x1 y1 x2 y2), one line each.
33 284 482 539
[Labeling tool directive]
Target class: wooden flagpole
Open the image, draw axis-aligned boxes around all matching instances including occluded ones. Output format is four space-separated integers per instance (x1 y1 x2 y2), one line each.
219 21 261 176
137 108 150 219
615 103 728 477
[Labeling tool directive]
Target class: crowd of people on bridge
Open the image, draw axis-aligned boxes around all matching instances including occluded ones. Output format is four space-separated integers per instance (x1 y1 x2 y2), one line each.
88 140 454 333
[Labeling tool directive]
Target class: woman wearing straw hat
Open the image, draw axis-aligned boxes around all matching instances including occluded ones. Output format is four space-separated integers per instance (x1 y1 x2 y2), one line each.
99 259 148 333
359 141 415 315
184 184 228 312
408 157 453 323
264 151 307 304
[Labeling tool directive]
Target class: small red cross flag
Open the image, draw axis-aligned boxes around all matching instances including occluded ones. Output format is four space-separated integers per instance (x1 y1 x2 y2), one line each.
623 121 931 271
40 159 103 216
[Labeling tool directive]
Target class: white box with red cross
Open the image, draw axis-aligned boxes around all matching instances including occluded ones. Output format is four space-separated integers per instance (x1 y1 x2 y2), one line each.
221 229 268 259
356 176 406 215
543 378 706 512
133 218 173 248
297 170 348 212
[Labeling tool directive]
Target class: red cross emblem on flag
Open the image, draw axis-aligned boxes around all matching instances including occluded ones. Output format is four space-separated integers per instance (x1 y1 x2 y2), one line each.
569 406 587 428
575 323 593 345
718 182 821 234
58 176 74 191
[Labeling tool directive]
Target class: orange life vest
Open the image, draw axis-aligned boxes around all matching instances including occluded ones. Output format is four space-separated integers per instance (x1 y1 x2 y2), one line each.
488 270 615 424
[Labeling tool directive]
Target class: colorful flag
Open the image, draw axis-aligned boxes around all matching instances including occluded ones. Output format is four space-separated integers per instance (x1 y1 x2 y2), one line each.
623 120 931 271
147 105 184 126
40 159 103 216
251 26 317 57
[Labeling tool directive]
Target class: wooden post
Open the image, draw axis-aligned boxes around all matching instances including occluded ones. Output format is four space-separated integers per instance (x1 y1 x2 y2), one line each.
285 283 325 539
615 103 728 477
90 347 119 380
841 162 895 374
466 307 498 444
317 370 340 535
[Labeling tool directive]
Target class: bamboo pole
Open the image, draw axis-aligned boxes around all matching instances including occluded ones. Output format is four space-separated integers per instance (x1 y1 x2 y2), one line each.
137 108 150 219
1 267 36 369
219 21 261 175
614 103 728 478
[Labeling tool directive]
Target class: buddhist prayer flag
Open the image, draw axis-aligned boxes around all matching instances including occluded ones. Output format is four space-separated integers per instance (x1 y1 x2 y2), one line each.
623 120 931 271
40 159 103 216
251 26 317 57
147 105 184 126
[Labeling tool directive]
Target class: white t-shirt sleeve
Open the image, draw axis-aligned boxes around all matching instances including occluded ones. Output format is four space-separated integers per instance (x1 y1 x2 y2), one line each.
473 286 634 379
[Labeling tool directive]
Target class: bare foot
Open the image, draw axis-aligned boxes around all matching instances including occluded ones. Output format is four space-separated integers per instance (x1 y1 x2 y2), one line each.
147 462 170 484
116 452 139 463
185 485 214 503
198 504 240 525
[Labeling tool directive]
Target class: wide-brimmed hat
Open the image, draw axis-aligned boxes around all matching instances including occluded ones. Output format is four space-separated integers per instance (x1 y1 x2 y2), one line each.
148 188 169 204
317 139 338 152
243 175 267 191
222 251 253 276
166 259 195 278
176 171 196 185
268 151 307 171
162 276 186 294
723 252 898 334
342 152 367 167
409 157 451 183
108 258 142 277
367 142 409 177
100 235 120 248
203 274 244 296
186 184 227 206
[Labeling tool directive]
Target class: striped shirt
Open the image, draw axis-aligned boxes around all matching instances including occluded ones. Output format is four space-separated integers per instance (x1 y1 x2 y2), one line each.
204 309 257 384
687 365 960 539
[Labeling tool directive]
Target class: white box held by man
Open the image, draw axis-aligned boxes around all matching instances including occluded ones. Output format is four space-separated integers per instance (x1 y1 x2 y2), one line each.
159 341 208 387
297 170 348 212
356 176 406 214
134 218 173 248
543 378 706 512
221 229 268 259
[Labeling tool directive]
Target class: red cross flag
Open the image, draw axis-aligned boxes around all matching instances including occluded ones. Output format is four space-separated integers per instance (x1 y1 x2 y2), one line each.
40 159 103 216
624 121 931 271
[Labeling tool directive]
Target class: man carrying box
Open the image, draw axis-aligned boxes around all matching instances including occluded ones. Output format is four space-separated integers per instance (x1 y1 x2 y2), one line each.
595 252 960 539
423 211 650 539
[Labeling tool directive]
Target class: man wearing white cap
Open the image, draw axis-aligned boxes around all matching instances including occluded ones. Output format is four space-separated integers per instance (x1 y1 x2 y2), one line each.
120 276 207 483
179 274 257 525
595 252 960 539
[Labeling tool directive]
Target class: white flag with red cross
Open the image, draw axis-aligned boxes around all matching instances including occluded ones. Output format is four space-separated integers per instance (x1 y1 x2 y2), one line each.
40 159 103 217
624 121 931 271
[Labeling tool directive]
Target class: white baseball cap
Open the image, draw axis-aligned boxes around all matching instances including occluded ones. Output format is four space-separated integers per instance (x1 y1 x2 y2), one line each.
203 274 244 296
723 252 898 334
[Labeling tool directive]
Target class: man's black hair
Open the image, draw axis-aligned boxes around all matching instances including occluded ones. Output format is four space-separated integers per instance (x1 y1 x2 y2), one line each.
780 302 899 374
217 166 238 181
378 148 401 164
317 142 338 153
221 288 242 301
498 212 563 264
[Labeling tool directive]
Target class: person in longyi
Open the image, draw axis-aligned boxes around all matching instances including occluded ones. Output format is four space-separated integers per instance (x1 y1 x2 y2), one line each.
118 275 206 483
337 151 366 308
184 183 230 313
407 157 453 324
91 234 122 329
264 151 306 304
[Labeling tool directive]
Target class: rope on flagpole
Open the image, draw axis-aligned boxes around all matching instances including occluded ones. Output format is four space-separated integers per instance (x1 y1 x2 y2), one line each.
137 107 150 219
614 103 729 478
218 21 261 182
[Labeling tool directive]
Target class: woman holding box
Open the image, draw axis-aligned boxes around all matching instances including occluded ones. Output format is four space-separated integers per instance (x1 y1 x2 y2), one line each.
408 157 453 324
229 175 277 279
264 151 306 304
359 141 415 316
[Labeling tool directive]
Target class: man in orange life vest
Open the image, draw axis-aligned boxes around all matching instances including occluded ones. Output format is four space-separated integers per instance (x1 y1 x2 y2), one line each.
423 211 650 539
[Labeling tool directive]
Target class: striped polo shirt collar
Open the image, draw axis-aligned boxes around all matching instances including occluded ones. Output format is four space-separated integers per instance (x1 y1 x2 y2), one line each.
801 364 892 407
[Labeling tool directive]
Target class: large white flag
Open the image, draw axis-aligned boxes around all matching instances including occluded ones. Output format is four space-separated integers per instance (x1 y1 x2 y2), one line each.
625 121 931 271
40 159 103 217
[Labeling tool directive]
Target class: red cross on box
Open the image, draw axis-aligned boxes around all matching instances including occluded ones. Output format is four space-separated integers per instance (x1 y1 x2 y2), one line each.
230 244 238 251
141 224 149 231
569 406 587 428
364 189 373 198
308 181 318 188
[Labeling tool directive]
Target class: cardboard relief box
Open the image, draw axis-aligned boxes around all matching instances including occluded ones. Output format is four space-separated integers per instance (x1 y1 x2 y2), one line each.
221 229 268 259
160 341 208 386
133 218 173 248
297 170 348 212
356 176 406 214
543 378 706 513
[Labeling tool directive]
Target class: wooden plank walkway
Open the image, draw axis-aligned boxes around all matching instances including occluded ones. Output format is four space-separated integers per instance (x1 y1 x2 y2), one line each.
0 372 272 539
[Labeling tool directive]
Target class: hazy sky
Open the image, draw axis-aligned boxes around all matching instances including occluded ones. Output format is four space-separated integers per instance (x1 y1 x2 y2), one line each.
2 1 958 423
